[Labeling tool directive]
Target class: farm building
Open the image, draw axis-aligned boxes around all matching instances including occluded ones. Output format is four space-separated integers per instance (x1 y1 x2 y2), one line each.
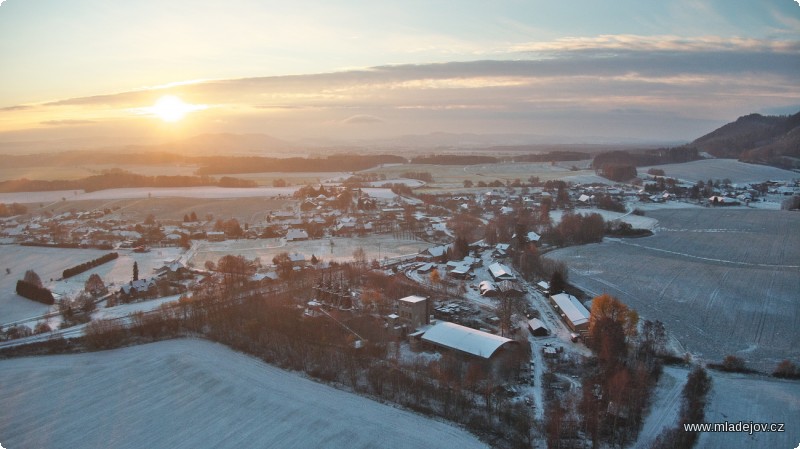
421 321 517 359
497 280 525 296
479 280 498 297
536 280 550 294
397 295 429 330
285 229 309 241
488 262 515 281
549 293 590 335
527 318 548 337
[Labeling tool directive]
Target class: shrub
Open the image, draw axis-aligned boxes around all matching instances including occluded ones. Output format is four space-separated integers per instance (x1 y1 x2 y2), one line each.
773 360 800 379
16 280 55 305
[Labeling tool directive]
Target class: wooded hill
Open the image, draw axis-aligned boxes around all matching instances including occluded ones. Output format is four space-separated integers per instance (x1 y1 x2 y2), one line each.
591 110 800 170
691 111 800 169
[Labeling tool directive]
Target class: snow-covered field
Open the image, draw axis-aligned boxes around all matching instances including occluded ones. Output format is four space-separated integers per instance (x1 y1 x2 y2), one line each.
0 339 488 449
633 366 688 449
0 186 409 205
0 245 184 325
641 159 799 184
699 371 800 448
548 208 800 366
189 235 430 267
550 207 659 230
634 367 800 449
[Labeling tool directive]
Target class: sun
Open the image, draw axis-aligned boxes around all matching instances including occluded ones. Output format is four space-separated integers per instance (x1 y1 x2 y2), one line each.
148 95 205 122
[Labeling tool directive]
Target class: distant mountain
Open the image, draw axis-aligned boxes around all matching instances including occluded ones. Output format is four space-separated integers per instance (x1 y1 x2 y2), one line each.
690 111 800 169
129 133 298 156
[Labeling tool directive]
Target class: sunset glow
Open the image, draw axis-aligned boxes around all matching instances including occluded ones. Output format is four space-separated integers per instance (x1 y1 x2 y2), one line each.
147 95 206 122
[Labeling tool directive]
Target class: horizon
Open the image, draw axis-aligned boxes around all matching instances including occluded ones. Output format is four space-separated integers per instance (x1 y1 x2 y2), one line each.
1 0 799 148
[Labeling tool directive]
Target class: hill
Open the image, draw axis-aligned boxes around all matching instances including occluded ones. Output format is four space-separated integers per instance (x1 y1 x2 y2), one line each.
0 339 488 449
691 111 800 169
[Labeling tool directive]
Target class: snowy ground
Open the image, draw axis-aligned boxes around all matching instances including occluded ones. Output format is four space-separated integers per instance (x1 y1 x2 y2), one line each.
699 371 800 448
0 245 184 326
189 235 431 267
640 159 799 184
551 207 659 230
632 366 688 449
1 186 408 205
548 208 800 366
634 367 800 449
0 339 488 449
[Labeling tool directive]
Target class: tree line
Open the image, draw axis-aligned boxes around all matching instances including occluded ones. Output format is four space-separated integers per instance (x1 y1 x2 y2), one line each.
195 154 405 175
62 252 119 279
0 170 257 193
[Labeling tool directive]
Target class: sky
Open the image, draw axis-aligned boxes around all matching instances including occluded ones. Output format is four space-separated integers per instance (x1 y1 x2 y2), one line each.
0 0 799 147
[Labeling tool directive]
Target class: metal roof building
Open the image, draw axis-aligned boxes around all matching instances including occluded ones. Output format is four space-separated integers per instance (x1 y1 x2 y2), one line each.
421 321 515 359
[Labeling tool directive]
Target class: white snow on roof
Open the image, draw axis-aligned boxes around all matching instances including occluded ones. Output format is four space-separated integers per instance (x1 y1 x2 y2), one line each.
551 293 590 327
488 262 514 280
398 295 427 304
422 321 513 359
528 318 547 331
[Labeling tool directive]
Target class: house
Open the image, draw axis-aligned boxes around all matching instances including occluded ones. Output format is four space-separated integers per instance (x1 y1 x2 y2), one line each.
709 196 739 206
526 231 541 243
536 280 550 294
527 318 548 337
497 280 525 296
479 280 498 297
285 229 309 241
493 243 510 258
420 244 451 260
207 231 226 242
549 293 590 335
416 262 435 274
488 262 515 281
118 278 157 300
288 253 306 267
397 295 429 330
155 261 189 279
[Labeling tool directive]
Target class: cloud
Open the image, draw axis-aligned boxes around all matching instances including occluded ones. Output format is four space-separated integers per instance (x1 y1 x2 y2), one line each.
0 104 32 111
6 34 799 141
342 114 384 124
510 35 800 54
40 119 96 126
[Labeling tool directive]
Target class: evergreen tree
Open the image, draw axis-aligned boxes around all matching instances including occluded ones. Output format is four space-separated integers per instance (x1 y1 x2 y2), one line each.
23 269 43 288
133 261 139 281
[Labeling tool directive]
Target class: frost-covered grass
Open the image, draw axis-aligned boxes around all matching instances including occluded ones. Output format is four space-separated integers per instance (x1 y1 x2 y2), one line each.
0 339 488 449
549 208 800 365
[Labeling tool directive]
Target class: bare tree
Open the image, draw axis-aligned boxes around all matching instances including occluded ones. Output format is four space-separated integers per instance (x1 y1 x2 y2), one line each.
85 273 107 296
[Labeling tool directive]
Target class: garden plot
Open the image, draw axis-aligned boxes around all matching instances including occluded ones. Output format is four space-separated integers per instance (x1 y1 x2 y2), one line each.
0 339 488 449
549 208 800 366
0 245 184 325
189 235 431 267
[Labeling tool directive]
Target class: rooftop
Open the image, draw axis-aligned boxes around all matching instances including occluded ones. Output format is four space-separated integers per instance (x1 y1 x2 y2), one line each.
422 321 513 359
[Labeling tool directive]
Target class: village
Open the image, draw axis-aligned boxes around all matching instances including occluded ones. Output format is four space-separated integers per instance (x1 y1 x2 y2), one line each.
1 167 798 448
